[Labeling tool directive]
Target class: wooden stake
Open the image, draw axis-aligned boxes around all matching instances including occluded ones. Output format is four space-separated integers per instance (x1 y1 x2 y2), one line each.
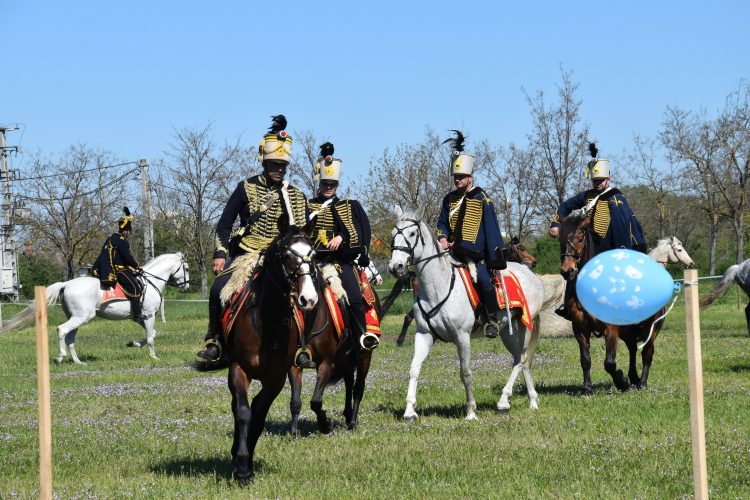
35 286 52 500
684 269 708 499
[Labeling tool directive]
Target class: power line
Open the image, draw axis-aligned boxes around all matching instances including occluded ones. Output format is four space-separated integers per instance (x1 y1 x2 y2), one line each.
13 160 139 182
15 168 139 203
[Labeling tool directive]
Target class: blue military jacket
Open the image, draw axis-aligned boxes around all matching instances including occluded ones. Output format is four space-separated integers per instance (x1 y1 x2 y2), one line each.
92 232 140 286
550 188 646 251
436 186 506 269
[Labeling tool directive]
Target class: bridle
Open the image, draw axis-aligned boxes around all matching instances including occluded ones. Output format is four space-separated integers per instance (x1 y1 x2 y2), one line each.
561 227 587 271
167 260 189 292
391 218 445 266
275 233 317 289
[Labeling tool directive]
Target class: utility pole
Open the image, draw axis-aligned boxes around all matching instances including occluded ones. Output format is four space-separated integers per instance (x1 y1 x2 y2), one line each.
140 159 154 262
0 125 24 321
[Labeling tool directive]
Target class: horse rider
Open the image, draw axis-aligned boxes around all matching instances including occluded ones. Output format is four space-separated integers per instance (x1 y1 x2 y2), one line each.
308 142 380 353
92 207 147 323
436 130 507 338
549 142 647 319
196 115 309 366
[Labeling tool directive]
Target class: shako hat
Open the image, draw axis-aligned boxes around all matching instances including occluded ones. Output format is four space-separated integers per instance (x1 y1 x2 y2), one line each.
443 130 475 176
585 142 610 179
118 207 134 233
258 115 293 163
316 142 342 185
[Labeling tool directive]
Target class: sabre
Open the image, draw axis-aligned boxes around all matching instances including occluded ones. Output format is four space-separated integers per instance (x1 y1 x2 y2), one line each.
498 269 514 336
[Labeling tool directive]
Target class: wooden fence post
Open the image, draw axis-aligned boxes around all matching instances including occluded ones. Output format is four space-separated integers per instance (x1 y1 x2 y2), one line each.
36 286 52 500
684 269 708 499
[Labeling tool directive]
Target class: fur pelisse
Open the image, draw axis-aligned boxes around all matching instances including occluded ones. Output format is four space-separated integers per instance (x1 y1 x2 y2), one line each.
321 264 348 302
220 252 263 306
453 256 478 283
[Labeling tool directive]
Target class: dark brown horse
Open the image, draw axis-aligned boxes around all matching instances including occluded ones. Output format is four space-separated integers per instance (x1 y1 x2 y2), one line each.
558 215 663 394
287 291 382 436
392 236 537 346
202 215 336 483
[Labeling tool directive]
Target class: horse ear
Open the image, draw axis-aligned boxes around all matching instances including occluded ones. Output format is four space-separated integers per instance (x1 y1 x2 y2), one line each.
394 205 403 219
511 236 520 244
302 214 317 236
414 204 425 220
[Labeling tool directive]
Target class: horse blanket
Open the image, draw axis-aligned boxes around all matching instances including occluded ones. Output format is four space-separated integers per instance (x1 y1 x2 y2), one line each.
458 268 533 331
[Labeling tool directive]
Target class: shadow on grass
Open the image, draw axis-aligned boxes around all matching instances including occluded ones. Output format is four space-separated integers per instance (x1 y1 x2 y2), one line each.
372 401 498 420
151 454 244 481
515 381 612 397
54 354 101 364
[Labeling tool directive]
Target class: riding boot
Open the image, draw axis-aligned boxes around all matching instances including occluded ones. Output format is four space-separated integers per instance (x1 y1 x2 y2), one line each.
129 296 148 323
351 304 379 354
294 321 317 370
480 288 501 338
555 281 575 320
197 307 224 362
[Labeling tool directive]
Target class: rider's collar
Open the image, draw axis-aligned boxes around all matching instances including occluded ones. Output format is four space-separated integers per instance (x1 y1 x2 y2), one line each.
259 173 283 189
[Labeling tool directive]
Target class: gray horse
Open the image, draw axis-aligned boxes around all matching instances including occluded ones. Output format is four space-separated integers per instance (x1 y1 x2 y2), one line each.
700 258 750 336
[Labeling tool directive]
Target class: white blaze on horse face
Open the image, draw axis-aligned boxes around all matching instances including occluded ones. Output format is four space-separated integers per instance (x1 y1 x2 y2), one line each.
290 241 318 311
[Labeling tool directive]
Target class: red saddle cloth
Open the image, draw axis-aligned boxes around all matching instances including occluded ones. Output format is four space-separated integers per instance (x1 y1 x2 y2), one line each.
101 284 128 303
457 268 533 331
359 269 381 336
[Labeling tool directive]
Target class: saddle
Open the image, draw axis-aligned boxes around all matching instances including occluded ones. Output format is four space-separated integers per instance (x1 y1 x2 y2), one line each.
457 267 534 331
101 283 129 303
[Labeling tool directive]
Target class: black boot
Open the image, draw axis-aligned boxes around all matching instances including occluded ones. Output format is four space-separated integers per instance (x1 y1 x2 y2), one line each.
351 304 379 354
294 348 316 369
480 288 501 338
554 305 570 319
129 296 148 323
197 307 224 362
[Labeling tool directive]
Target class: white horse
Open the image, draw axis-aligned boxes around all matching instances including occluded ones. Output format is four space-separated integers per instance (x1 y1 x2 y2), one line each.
388 206 551 421
1 253 189 363
700 257 750 336
357 258 384 286
648 236 694 268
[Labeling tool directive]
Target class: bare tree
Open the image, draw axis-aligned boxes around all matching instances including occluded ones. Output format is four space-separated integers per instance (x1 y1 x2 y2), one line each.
152 123 245 297
480 139 543 241
16 144 134 278
523 65 591 219
661 106 728 274
287 129 329 198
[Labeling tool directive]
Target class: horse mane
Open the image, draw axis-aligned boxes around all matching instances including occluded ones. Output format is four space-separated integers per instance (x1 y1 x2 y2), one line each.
558 215 604 258
397 209 445 257
143 253 181 269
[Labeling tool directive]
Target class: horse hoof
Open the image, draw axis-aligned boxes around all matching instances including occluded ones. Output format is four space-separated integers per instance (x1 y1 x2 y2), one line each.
404 415 418 423
234 472 254 485
347 422 358 432
54 358 63 365
126 341 138 348
496 408 510 415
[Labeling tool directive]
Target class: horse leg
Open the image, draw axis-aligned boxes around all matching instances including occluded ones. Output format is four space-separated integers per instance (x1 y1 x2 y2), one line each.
745 302 750 337
454 333 477 420
603 325 630 392
403 331 434 422
228 363 253 483
397 311 414 347
126 317 158 360
572 324 593 394
341 352 356 428
497 318 524 414
56 312 95 365
622 331 640 385
310 362 333 434
348 352 372 431
245 375 286 480
638 318 660 389
288 367 302 439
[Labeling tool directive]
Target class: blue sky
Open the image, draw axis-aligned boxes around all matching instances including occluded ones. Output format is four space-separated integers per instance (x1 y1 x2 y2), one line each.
3 0 748 189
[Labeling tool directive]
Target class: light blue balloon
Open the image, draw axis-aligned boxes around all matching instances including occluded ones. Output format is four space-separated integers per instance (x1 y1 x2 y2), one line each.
575 249 675 325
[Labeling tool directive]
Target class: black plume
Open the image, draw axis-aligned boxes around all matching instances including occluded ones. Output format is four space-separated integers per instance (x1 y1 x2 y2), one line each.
268 115 287 134
123 207 131 217
442 130 466 152
319 142 335 157
588 142 599 158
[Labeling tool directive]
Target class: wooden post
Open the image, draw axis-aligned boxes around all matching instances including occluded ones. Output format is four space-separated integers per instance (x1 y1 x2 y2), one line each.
684 269 708 499
35 286 52 500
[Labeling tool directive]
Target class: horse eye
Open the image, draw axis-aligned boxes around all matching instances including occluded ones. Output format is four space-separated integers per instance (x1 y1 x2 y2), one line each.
409 231 415 237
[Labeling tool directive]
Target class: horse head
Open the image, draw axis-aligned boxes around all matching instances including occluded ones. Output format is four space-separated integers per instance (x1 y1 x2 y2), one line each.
273 212 319 312
558 215 595 282
168 252 190 293
388 204 427 277
667 236 694 268
507 236 537 269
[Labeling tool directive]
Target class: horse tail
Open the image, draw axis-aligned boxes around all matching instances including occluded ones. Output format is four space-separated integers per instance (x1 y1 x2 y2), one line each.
522 315 541 367
0 281 67 334
380 270 415 316
700 265 739 310
541 278 565 311
189 359 229 372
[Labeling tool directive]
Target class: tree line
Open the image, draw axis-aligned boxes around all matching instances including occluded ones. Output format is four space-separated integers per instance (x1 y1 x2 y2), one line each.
14 68 750 296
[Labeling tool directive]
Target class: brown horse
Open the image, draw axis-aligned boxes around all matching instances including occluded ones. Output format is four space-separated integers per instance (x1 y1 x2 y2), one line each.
288 291 382 436
201 216 336 483
558 215 663 394
392 236 537 346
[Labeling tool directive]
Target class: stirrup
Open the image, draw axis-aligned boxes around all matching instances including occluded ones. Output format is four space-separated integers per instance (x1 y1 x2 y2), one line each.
294 347 314 368
483 321 499 338
199 339 222 362
359 332 380 352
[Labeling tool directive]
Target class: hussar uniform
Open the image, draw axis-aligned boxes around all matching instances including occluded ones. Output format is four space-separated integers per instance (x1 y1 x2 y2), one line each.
92 207 147 323
308 142 379 352
436 131 507 337
197 116 309 363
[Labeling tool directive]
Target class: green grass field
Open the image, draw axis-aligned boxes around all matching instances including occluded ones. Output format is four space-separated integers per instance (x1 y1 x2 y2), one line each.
0 280 748 499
